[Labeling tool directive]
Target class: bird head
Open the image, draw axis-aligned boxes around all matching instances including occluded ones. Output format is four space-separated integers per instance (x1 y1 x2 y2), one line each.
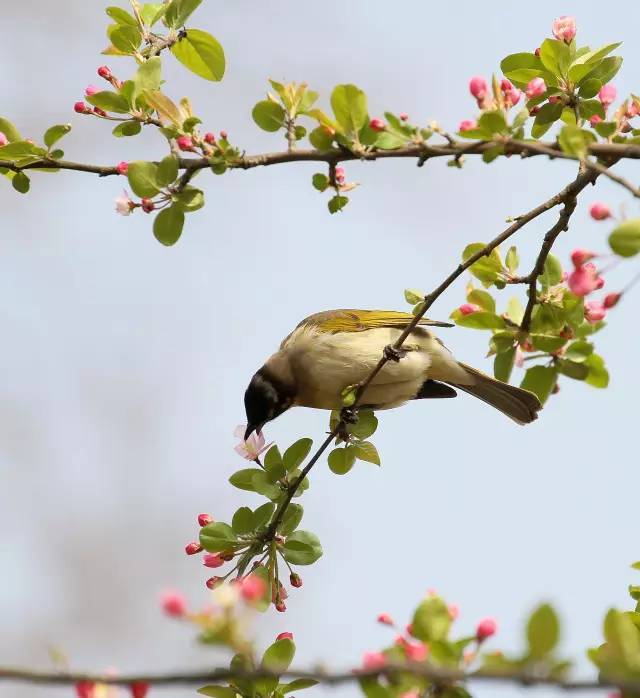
243 367 295 439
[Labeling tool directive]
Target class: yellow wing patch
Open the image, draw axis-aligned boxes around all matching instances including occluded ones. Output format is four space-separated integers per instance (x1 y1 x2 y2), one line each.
302 309 453 334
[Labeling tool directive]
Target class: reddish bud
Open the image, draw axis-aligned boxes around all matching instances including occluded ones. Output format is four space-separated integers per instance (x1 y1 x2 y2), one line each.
203 553 224 569
595 276 605 290
589 202 612 221
476 617 498 641
185 542 202 555
160 590 187 617
458 119 477 132
74 101 89 114
85 85 99 97
598 84 617 107
526 77 546 99
93 108 108 117
571 248 596 268
603 292 621 308
97 66 112 79
529 105 541 116
500 78 513 92
585 300 607 324
377 613 394 626
198 513 213 527
75 681 96 698
459 303 480 315
399 112 409 121
552 15 577 43
369 118 385 132
130 682 150 698
203 132 216 145
548 95 561 104
276 632 294 641
275 600 287 612
568 266 602 297
0 131 8 147
290 572 303 588
116 161 129 175
627 102 640 118
220 130 228 139
362 651 387 670
176 135 194 151
534 47 541 57
205 576 223 590
239 574 266 602
141 198 155 213
589 114 603 125
469 76 488 100
404 641 428 662
505 89 521 107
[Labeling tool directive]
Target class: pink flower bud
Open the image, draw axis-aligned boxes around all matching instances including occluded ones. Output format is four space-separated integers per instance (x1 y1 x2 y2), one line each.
399 112 409 121
369 118 385 132
115 191 134 216
141 198 155 213
603 292 621 308
595 276 605 290
627 102 639 118
469 76 488 100
406 623 415 636
548 95 561 104
275 601 287 612
277 632 294 641
93 108 108 118
529 105 541 116
404 641 428 662
130 682 150 698
571 248 596 268
198 513 213 527
160 590 187 617
568 266 601 296
290 572 303 588
377 613 394 625
239 574 266 602
204 132 216 145
458 119 477 132
116 161 129 175
74 101 89 114
598 84 617 107
362 651 387 670
448 603 460 620
585 300 607 324
97 66 112 79
476 617 498 641
589 202 612 220
220 130 228 139
0 131 8 147
500 78 513 92
203 553 224 568
589 115 603 125
534 47 541 57
459 303 480 315
176 135 194 151
85 85 99 97
526 77 546 99
552 16 577 43
75 681 96 698
506 89 521 106
205 576 223 589
185 541 202 555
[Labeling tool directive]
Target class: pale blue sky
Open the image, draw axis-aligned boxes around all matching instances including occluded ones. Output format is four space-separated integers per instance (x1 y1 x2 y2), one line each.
1 2 639 698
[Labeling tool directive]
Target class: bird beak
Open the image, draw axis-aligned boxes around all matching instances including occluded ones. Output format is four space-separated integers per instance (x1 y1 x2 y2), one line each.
244 423 262 440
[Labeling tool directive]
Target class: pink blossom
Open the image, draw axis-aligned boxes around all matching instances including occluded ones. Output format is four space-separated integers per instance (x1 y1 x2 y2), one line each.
206 576 222 589
377 613 394 625
571 248 596 268
85 85 100 97
585 300 607 324
476 617 498 641
448 603 460 620
0 131 8 147
277 632 294 641
404 641 428 662
115 191 134 216
116 161 129 175
75 681 96 698
160 590 187 617
74 101 89 114
98 66 112 79
552 16 577 43
526 77 546 99
568 266 602 296
176 135 194 151
220 130 228 139
204 132 216 145
603 292 621 308
369 118 385 132
505 89 521 106
234 425 271 460
239 574 266 602
459 303 481 315
362 651 387 670
399 112 409 121
598 84 617 107
627 102 640 118
198 513 213 527
590 115 603 125
458 119 477 132
203 553 224 568
185 541 202 555
589 202 612 220
469 76 488 100
500 78 513 92
130 682 150 698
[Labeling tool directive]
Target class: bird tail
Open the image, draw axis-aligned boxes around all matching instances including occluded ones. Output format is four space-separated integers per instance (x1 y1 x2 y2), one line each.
448 363 542 425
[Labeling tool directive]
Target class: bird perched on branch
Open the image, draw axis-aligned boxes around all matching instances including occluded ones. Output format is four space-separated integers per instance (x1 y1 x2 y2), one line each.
243 309 541 438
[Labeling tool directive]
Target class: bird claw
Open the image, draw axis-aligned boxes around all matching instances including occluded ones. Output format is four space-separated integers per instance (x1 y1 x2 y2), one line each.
383 344 407 362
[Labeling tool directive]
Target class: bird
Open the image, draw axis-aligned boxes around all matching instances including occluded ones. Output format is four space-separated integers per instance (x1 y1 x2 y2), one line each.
243 309 541 439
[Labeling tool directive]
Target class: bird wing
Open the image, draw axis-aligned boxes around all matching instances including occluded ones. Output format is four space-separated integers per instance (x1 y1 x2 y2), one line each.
297 309 453 334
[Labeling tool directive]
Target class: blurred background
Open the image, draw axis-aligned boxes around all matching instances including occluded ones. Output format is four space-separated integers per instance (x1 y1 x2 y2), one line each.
1 2 639 697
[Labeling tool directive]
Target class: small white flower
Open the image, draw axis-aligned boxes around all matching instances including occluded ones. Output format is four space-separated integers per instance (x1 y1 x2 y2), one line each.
234 424 271 460
115 190 133 216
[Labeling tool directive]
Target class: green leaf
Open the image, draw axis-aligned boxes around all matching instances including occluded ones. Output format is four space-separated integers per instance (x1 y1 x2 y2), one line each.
583 56 623 86
520 365 557 404
557 359 589 380
527 604 560 659
347 410 378 440
404 288 424 305
199 522 237 552
609 219 640 257
579 78 602 99
282 678 319 693
44 124 71 149
127 160 160 197
262 638 295 672
540 253 563 287
565 340 593 362
328 195 348 213
172 186 204 212
506 298 524 325
539 39 571 77
0 140 46 161
505 246 519 273
229 468 263 491
157 155 179 187
231 506 254 535
87 91 131 114
282 438 312 473
252 471 282 500
579 100 605 121
328 446 356 475
494 347 516 383
330 84 368 135
112 120 142 137
107 24 142 53
312 173 329 192
462 243 505 287
558 124 589 159
594 121 617 138
140 3 166 26
165 0 202 28
282 530 323 565
145 91 183 126
279 503 303 536
106 7 138 25
264 445 286 482
309 126 334 149
0 117 21 143
584 353 609 388
412 597 451 643
632 562 640 571
136 56 162 95
252 100 286 132
531 102 563 138
500 52 544 85
450 309 506 330
197 687 236 698
11 171 30 194
171 29 225 81
569 43 622 82
467 288 496 313
531 335 567 352
354 441 380 465
253 502 275 529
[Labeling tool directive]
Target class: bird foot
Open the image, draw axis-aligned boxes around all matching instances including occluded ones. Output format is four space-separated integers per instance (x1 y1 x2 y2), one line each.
383 344 407 362
339 407 359 425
